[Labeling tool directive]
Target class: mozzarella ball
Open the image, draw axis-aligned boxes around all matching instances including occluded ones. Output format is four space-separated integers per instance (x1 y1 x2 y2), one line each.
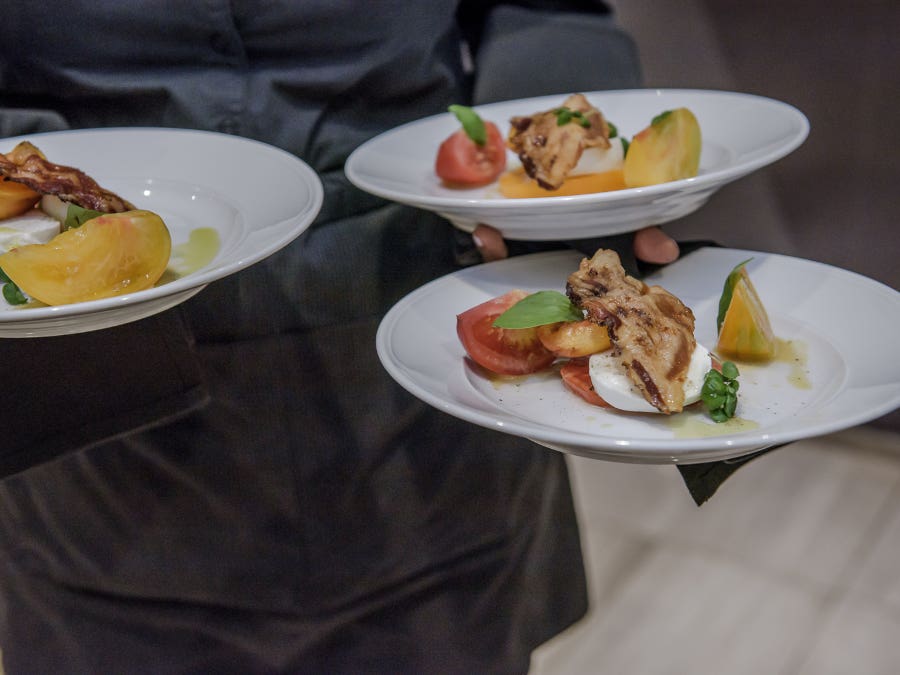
570 137 625 176
0 209 61 253
588 341 711 413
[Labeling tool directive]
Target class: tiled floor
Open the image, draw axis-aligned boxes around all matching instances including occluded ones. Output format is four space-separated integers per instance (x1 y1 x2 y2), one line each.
530 425 900 675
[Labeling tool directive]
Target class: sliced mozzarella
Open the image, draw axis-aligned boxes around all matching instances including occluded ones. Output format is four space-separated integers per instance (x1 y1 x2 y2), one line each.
570 137 625 177
588 350 658 413
0 209 61 253
588 342 712 413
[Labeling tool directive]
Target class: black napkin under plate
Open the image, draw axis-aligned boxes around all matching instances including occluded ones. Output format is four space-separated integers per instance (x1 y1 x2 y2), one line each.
676 445 789 506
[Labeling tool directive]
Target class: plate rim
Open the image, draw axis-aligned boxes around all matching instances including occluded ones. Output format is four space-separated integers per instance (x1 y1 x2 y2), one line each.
376 247 900 464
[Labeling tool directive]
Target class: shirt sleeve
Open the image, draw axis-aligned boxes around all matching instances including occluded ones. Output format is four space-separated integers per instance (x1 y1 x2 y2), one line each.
460 2 642 104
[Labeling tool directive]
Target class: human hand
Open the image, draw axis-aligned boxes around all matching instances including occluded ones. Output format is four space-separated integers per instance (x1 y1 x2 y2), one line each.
471 224 680 264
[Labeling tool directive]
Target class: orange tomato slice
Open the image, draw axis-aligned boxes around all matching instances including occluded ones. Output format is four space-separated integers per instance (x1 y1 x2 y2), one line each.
0 209 171 306
0 181 41 220
0 141 45 219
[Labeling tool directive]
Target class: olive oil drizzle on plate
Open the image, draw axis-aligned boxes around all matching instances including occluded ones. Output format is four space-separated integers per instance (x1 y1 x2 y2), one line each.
774 337 811 390
159 227 221 284
668 413 760 439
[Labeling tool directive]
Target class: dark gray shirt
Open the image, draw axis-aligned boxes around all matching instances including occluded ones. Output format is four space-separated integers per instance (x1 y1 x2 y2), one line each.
0 2 640 671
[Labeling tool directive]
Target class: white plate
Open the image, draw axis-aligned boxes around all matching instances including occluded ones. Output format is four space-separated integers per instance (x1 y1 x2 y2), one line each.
0 128 323 337
377 248 900 464
346 89 808 240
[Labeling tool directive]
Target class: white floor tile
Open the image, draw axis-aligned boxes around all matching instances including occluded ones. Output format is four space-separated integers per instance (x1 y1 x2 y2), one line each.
568 433 900 591
531 428 900 675
668 437 900 588
564 456 699 538
845 484 900 614
796 597 900 675
531 546 824 675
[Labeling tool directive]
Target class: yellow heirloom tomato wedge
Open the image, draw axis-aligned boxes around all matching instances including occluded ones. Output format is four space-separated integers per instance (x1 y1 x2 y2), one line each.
623 108 701 188
0 209 171 306
716 259 775 362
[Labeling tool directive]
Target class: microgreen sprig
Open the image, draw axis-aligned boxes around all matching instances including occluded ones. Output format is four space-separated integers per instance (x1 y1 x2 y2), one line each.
554 107 591 128
701 361 740 423
0 267 27 306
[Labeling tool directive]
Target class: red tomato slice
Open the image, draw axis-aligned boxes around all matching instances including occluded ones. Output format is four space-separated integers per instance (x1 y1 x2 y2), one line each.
435 122 507 187
456 290 556 376
560 359 611 408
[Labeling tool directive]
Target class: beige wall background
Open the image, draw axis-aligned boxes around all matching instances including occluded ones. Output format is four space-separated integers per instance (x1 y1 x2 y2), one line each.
610 0 899 431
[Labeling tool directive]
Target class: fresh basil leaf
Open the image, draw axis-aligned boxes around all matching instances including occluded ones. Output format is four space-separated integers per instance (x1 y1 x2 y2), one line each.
448 104 487 146
716 258 753 333
492 290 583 329
607 121 618 138
64 203 105 231
0 267 10 284
621 136 630 157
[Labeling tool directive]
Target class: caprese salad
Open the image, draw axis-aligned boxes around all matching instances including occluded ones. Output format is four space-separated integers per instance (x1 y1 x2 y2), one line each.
435 93 702 197
457 248 744 423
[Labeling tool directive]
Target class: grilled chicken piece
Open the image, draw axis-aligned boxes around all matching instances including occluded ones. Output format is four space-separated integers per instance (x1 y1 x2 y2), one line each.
0 141 133 213
566 249 697 414
507 93 611 190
